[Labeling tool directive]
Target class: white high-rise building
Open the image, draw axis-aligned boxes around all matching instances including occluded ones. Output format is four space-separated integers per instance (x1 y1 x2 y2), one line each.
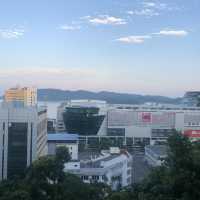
0 102 47 180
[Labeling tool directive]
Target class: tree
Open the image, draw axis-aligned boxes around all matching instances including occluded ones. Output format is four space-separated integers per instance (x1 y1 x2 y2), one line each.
55 146 71 164
0 178 31 200
0 146 108 200
128 131 200 200
3 131 200 200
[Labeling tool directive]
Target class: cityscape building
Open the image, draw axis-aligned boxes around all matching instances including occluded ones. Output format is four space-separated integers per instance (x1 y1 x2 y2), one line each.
182 91 200 106
47 133 79 160
4 87 37 106
64 147 132 190
145 145 167 167
57 100 107 134
57 101 200 145
0 102 47 180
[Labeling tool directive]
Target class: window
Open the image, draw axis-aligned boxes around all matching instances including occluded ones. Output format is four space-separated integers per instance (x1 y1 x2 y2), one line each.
63 107 105 135
82 176 88 180
92 176 99 180
107 128 125 136
7 122 28 178
3 122 5 131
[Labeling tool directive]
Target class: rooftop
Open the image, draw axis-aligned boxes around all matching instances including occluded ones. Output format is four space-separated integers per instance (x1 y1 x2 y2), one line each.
79 150 127 168
145 145 168 157
48 133 79 141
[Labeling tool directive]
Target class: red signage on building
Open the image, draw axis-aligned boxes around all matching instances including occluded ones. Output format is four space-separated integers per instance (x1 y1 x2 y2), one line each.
142 112 151 123
184 130 200 138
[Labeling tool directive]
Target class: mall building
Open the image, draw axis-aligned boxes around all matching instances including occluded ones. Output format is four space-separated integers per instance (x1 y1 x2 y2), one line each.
56 100 200 145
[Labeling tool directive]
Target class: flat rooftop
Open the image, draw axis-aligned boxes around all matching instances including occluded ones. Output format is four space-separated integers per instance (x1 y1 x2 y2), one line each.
48 133 79 141
79 151 123 168
145 145 168 157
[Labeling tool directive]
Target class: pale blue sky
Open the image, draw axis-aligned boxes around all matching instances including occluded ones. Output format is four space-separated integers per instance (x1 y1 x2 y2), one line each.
0 0 199 97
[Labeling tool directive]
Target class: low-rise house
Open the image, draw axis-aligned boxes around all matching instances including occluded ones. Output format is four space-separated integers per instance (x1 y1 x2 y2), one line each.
47 133 79 160
64 147 132 190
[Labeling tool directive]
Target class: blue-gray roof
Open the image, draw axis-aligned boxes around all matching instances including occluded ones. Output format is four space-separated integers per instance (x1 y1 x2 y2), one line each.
48 133 79 141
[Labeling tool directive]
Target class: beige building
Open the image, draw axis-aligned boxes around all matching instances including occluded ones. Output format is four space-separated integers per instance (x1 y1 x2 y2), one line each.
4 87 37 106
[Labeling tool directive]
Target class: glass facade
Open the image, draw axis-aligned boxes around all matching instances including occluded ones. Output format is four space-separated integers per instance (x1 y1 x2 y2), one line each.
107 128 125 136
151 129 174 138
7 122 28 178
63 107 105 135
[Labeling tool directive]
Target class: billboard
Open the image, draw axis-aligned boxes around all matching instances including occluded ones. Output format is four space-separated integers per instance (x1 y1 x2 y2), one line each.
184 130 200 138
141 112 152 123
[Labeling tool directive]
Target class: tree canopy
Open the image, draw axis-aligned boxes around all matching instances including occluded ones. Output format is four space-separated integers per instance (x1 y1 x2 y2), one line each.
0 146 108 200
1 133 200 200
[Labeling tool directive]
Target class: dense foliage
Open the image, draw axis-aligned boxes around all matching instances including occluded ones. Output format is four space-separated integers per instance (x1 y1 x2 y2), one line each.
1 133 200 200
108 133 200 200
0 146 109 200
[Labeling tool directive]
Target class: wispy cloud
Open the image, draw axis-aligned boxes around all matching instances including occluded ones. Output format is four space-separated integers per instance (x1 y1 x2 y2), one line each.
116 29 188 44
86 15 127 25
0 28 25 39
127 1 180 17
59 25 81 31
116 35 152 44
142 2 167 10
142 2 157 8
154 29 188 37
127 8 159 17
143 1 182 11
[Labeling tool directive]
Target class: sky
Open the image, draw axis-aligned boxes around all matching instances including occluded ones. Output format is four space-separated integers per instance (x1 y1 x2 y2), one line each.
0 0 199 97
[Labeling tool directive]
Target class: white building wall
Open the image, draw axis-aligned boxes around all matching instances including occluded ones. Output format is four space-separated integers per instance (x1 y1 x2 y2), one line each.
101 153 132 188
125 126 151 138
97 115 108 136
48 142 78 160
65 152 132 189
175 112 184 131
0 104 47 180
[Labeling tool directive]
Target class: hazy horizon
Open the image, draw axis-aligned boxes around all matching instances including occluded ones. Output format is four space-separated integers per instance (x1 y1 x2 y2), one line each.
0 87 186 98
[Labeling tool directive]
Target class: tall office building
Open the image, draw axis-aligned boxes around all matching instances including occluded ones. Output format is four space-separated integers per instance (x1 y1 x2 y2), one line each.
0 102 47 180
4 87 37 106
57 100 107 135
182 91 200 106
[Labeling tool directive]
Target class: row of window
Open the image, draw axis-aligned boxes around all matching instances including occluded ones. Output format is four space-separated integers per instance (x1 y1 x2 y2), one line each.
187 122 200 126
81 175 100 181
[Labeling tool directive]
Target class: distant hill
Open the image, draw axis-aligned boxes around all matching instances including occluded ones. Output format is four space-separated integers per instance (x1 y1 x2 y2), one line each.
37 89 182 104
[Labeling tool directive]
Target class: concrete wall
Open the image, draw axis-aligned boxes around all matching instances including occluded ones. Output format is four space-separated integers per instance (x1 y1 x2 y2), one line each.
125 126 152 138
0 105 47 180
48 142 78 160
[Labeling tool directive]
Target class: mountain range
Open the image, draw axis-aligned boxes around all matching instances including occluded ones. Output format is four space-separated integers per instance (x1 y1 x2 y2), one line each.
36 89 182 104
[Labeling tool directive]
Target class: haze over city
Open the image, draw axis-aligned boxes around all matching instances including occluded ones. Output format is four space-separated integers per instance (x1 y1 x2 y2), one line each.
0 0 199 97
1 1 200 199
